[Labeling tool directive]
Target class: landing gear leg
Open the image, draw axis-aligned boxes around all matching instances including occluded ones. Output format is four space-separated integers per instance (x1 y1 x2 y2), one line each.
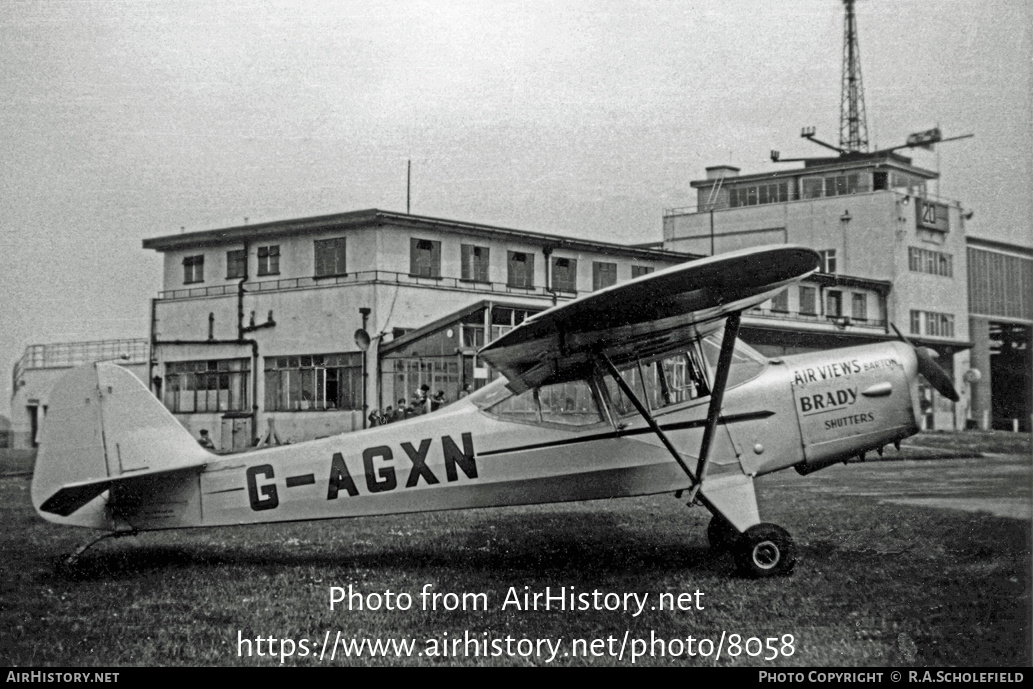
733 523 796 578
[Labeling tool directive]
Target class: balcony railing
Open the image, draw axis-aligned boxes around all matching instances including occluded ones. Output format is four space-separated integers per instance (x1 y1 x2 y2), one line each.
157 270 588 301
746 306 887 331
13 338 150 392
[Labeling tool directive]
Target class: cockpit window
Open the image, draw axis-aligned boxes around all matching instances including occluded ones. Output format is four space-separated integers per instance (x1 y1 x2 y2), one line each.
488 387 539 423
602 363 646 416
605 342 712 416
655 346 711 406
538 380 603 427
480 378 604 428
472 328 767 425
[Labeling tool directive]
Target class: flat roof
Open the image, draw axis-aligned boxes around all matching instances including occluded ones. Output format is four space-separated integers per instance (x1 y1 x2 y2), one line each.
143 208 699 263
966 235 1033 257
690 153 938 189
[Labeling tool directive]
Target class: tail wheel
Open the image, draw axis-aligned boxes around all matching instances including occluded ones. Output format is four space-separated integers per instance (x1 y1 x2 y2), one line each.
706 515 739 552
733 523 796 578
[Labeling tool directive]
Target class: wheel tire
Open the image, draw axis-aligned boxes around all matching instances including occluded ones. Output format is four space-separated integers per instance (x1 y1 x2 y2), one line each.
733 523 796 578
707 515 739 552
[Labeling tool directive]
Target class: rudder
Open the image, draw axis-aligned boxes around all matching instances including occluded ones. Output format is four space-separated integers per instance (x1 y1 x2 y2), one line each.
31 363 212 528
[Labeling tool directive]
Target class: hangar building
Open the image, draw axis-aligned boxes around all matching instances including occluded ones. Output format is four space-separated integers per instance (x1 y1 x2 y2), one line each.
965 237 1032 432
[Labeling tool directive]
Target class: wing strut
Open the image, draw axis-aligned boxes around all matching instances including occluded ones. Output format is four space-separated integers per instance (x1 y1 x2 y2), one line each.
598 311 743 501
694 312 741 485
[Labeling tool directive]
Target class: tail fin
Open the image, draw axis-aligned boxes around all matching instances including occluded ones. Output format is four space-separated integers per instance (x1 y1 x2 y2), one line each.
31 362 211 528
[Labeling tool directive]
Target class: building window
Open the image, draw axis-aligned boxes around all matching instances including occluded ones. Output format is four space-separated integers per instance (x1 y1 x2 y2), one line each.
314 237 347 278
799 286 817 315
183 255 204 284
852 293 868 321
631 265 654 279
802 178 823 199
410 238 441 278
388 358 461 410
592 261 617 291
226 249 246 279
507 251 534 288
461 244 489 282
460 310 485 349
910 310 922 336
551 257 577 293
911 309 954 338
491 307 534 340
163 359 250 413
800 173 867 199
729 181 789 207
819 249 837 274
264 353 362 411
908 246 953 277
893 172 925 193
826 290 843 317
771 289 789 312
257 245 280 276
925 312 955 339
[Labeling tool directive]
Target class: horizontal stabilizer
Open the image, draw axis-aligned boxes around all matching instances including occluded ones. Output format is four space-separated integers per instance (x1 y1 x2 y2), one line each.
38 462 206 517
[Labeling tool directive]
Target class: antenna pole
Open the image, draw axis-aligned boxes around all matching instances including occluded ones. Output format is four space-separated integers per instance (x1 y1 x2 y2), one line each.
840 0 869 153
406 160 411 214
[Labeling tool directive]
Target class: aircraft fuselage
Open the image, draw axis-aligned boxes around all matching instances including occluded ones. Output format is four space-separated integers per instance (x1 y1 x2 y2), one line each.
103 340 920 532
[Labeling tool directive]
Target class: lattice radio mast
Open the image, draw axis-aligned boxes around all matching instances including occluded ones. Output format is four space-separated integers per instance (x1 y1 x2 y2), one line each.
840 0 869 153
771 0 972 165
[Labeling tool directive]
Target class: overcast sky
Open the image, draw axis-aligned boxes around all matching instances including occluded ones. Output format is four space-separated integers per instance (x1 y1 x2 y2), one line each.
1 0 1030 415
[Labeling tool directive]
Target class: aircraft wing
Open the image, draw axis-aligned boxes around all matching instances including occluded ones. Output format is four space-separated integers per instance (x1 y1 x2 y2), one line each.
479 245 820 389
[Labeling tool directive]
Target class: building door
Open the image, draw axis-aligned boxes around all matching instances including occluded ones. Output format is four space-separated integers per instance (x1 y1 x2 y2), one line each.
220 415 252 453
27 405 40 448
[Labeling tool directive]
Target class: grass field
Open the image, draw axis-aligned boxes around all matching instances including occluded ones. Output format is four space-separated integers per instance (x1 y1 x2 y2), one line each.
1 450 1029 668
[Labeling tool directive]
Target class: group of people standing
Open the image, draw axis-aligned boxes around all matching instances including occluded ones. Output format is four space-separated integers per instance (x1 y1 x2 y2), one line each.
368 383 465 427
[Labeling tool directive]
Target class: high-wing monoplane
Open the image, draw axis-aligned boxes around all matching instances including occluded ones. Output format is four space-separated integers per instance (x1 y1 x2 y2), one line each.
31 245 957 577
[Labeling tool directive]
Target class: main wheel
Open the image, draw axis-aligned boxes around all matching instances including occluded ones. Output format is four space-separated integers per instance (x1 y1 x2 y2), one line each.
733 523 796 578
707 515 739 552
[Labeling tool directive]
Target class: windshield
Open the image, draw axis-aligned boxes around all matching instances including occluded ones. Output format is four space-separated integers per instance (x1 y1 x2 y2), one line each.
467 376 514 410
700 330 767 389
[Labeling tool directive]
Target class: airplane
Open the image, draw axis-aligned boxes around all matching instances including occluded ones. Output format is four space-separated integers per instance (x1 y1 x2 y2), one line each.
30 245 958 578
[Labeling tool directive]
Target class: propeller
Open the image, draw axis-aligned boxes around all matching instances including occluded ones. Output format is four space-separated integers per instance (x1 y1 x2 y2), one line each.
890 324 960 402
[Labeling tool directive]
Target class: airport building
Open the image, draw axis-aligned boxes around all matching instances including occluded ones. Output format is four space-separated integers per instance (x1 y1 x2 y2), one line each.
137 209 690 450
662 151 975 430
